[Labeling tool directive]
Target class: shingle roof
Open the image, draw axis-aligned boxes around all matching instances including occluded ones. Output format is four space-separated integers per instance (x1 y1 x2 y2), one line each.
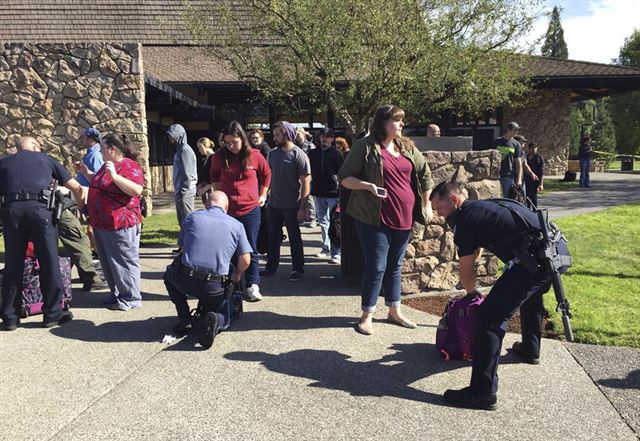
0 0 240 45
143 46 237 83
528 56 640 79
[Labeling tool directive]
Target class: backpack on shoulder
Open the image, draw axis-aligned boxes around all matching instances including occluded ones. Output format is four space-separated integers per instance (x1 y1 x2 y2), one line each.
435 293 484 361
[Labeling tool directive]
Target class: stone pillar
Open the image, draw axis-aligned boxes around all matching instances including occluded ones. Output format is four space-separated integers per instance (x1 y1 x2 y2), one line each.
400 150 502 294
0 42 151 209
503 90 571 176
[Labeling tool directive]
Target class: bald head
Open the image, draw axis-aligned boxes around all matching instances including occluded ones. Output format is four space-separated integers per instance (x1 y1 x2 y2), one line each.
427 124 441 138
17 136 42 152
205 190 229 212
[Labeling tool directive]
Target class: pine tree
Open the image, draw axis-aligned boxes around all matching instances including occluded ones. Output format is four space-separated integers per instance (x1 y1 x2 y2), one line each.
541 6 569 59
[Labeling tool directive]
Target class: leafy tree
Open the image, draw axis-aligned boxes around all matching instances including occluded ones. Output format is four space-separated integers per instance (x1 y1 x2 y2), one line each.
591 98 616 154
609 29 640 155
184 0 540 138
541 6 568 59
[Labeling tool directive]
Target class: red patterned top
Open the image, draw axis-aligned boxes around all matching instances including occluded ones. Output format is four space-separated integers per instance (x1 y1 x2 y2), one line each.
88 158 144 231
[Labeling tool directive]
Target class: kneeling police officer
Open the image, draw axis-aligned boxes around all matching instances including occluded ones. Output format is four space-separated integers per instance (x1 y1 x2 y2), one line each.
163 190 251 349
430 181 564 410
0 136 85 330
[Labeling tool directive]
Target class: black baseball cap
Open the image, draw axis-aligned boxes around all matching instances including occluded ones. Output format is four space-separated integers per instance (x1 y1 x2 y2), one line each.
319 127 335 137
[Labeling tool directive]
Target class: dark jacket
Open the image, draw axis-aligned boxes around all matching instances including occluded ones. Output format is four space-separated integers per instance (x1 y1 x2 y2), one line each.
309 145 343 198
338 135 434 226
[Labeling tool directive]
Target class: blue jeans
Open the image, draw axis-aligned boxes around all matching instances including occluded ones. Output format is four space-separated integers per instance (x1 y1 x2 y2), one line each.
234 206 261 286
313 196 340 257
354 220 411 312
579 159 591 187
266 206 304 274
499 176 514 198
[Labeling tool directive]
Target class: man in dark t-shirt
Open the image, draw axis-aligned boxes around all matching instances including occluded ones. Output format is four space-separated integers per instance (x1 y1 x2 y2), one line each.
493 122 523 198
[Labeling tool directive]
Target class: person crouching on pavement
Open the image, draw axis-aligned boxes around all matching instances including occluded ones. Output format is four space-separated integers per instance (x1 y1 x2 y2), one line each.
163 190 252 349
429 181 553 410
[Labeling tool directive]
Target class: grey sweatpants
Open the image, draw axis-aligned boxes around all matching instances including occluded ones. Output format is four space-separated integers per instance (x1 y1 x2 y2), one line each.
175 188 196 226
94 225 142 310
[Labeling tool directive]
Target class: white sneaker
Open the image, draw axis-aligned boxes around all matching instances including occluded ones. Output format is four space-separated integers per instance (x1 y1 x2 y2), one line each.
245 284 262 302
316 251 330 258
331 255 341 264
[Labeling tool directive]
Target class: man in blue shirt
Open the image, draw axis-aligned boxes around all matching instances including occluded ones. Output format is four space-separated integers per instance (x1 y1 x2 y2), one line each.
74 127 104 187
163 190 252 349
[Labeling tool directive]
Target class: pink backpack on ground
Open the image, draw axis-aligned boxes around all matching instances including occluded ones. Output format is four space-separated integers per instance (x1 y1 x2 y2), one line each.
435 293 484 361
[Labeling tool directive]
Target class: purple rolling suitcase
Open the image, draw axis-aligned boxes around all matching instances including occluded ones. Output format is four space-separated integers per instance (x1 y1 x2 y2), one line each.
21 256 72 318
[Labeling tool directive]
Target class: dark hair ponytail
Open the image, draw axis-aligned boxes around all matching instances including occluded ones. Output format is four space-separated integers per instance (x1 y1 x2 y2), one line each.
102 132 139 161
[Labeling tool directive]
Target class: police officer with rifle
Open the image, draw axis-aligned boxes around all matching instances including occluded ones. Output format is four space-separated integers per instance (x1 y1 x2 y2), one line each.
429 181 573 410
0 136 85 330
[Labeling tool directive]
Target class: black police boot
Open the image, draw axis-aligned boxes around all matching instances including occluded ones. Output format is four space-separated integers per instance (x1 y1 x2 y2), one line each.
197 311 219 350
3 321 19 331
43 311 74 328
443 386 497 411
512 341 540 365
172 319 193 337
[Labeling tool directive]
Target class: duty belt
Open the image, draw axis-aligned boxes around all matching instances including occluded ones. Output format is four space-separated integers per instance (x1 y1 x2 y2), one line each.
179 265 223 282
3 191 49 204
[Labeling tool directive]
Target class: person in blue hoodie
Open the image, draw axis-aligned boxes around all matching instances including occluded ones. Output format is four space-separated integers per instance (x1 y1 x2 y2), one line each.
167 124 198 232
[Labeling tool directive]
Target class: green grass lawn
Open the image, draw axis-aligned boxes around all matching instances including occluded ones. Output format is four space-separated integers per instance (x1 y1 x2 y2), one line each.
549 203 640 348
539 178 579 194
606 160 640 172
141 212 180 246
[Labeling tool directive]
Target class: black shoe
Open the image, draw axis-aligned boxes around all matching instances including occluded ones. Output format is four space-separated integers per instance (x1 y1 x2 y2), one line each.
289 271 303 282
83 279 108 292
43 311 74 328
172 247 182 255
443 387 497 411
198 311 219 349
511 341 540 364
260 269 276 278
3 322 18 331
172 320 193 337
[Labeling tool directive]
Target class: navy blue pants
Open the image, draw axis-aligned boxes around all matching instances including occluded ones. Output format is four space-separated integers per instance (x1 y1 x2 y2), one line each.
163 261 226 328
233 206 261 286
1 202 64 326
470 264 551 395
265 206 304 274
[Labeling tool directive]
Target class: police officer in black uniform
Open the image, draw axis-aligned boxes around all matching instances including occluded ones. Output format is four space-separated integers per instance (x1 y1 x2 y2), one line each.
0 136 85 330
429 181 553 410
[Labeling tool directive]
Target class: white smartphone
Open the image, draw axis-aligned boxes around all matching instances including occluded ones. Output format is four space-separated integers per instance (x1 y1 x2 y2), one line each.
376 187 388 198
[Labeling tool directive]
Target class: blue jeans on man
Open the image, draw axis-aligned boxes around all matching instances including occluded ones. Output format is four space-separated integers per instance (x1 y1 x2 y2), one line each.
313 196 340 257
354 220 411 312
265 205 305 274
579 159 591 187
234 206 261 286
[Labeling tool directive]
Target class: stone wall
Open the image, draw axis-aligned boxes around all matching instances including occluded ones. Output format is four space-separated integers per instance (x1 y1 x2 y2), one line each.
400 150 502 294
504 90 571 176
0 43 151 204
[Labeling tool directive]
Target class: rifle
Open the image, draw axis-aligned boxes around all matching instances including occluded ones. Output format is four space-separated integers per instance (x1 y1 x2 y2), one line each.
536 209 574 342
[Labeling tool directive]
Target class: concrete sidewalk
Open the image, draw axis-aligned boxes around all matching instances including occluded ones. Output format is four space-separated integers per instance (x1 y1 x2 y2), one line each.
0 227 637 440
539 172 640 219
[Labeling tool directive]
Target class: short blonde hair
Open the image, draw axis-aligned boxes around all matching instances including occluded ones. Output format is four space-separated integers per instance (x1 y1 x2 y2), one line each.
196 137 216 152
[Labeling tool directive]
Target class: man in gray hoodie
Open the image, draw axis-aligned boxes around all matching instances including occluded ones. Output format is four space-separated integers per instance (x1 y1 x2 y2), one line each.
167 124 197 228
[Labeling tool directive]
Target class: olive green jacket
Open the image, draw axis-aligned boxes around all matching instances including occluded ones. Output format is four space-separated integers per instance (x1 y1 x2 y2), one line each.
338 134 434 226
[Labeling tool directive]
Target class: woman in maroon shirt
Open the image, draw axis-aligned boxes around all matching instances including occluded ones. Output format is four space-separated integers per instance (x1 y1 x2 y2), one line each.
340 105 434 335
85 133 144 311
210 121 271 301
